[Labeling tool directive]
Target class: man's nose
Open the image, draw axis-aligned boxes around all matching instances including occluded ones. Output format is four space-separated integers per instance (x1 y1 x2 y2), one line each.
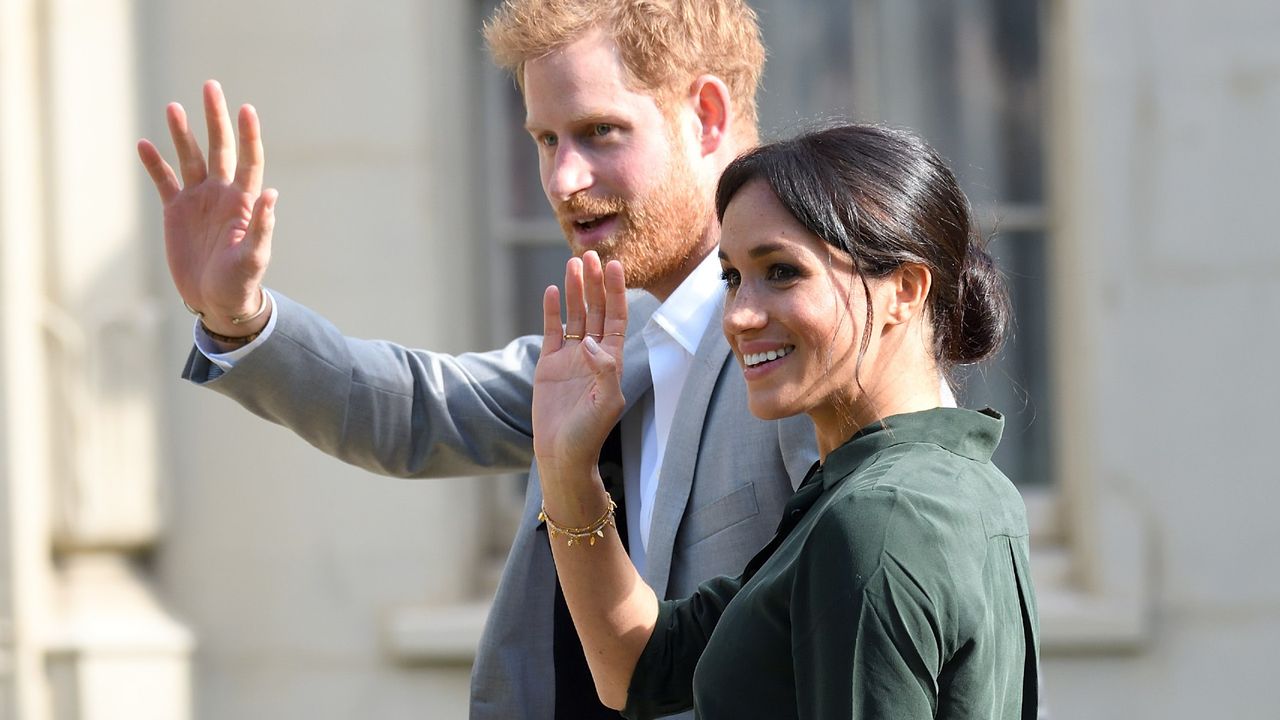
545 145 593 201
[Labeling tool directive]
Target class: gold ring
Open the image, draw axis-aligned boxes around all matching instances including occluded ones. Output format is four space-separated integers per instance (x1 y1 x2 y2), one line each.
563 333 583 341
604 332 625 338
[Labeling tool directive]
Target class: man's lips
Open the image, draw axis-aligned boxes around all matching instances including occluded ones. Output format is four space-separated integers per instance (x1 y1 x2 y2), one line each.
567 213 620 247
572 213 615 231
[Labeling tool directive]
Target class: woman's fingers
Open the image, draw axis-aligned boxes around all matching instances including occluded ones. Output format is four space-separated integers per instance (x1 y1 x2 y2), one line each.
553 253 625 353
580 337 622 403
204 80 236 182
541 284 564 356
601 259 628 350
583 251 606 339
563 256 586 341
167 102 207 188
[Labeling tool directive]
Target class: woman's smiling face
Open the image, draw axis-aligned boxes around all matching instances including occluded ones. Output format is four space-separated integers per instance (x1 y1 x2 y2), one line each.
719 179 882 430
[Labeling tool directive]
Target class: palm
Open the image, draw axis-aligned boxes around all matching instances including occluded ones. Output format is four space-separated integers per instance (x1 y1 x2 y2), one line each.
533 336 624 467
531 254 630 474
164 181 261 311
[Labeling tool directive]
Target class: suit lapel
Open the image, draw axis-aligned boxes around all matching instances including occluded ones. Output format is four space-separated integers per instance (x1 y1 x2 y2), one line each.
640 294 731 598
620 291 656 414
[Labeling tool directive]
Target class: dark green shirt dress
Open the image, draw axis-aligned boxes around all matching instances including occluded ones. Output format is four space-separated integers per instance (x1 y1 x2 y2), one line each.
625 407 1039 719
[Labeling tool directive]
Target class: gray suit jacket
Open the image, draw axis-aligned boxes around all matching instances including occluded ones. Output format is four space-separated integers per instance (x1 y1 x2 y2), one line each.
183 290 817 719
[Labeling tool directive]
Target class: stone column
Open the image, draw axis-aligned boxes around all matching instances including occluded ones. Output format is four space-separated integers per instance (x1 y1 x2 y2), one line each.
0 0 56 715
37 0 193 717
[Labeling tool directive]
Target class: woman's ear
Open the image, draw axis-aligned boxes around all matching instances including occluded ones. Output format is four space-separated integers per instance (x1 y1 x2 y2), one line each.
687 74 731 156
883 263 932 326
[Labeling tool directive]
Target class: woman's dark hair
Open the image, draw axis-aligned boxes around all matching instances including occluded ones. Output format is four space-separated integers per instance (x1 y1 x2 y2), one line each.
715 123 1010 372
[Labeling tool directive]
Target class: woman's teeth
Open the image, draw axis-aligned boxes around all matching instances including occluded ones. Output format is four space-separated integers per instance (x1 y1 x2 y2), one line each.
744 346 794 367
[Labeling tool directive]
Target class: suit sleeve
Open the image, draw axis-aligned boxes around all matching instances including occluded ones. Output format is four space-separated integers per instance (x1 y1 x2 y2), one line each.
182 291 540 478
623 573 744 720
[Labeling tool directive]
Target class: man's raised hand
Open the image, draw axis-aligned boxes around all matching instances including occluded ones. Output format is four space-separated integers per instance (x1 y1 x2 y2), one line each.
137 80 275 338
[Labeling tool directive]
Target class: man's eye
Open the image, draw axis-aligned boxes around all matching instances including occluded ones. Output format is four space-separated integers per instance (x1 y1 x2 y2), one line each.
592 123 613 137
540 134 558 147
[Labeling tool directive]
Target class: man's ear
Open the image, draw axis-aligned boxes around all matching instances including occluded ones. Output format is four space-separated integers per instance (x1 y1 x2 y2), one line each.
687 74 731 157
883 263 932 326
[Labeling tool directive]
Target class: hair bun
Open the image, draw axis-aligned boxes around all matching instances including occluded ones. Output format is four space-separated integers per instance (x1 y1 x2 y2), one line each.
946 245 1011 365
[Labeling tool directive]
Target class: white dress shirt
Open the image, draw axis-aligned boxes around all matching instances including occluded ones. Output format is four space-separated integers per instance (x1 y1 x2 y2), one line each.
621 252 724 575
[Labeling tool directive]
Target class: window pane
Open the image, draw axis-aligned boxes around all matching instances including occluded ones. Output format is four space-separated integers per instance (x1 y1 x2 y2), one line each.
511 244 573 336
498 79 556 221
485 0 1051 486
755 0 1050 486
755 0 856 134
955 230 1052 486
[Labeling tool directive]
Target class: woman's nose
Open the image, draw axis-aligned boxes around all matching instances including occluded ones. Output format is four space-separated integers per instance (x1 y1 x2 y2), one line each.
722 288 767 335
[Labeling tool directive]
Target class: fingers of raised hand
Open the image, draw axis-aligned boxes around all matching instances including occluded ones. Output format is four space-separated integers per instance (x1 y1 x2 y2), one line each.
245 189 278 262
204 80 237 182
541 284 564 356
601 259 628 349
582 251 607 339
234 104 264 195
166 102 207 187
580 335 620 381
137 139 181 204
562 257 587 340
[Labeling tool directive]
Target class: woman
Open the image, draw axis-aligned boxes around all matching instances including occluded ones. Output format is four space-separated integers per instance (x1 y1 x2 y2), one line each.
531 124 1039 719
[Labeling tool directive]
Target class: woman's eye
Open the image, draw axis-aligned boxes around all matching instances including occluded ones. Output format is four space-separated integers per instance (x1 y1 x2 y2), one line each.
766 264 799 283
720 269 741 289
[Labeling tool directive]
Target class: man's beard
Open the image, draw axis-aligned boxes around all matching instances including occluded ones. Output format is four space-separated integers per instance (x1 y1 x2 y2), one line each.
556 152 711 291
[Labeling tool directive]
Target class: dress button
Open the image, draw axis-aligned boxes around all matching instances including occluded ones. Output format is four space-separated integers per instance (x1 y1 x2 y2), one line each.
790 509 802 520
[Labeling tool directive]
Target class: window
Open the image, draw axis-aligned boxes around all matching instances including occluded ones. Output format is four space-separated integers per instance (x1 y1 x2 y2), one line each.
482 0 1053 488
380 0 1148 664
761 0 1051 488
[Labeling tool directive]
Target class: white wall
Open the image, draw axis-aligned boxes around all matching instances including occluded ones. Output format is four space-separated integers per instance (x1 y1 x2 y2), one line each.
137 0 486 717
1040 0 1280 717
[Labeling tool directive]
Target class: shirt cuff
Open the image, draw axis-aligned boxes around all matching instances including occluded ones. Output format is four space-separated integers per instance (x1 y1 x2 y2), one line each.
192 288 280 371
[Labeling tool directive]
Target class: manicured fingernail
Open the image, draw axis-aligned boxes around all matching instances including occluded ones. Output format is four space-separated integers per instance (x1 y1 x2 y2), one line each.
583 336 600 354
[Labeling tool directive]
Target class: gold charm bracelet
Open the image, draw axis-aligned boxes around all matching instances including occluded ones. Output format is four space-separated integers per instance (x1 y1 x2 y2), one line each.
539 497 618 547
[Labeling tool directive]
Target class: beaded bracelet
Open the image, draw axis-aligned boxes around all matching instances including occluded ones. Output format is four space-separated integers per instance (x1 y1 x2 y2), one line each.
539 497 617 547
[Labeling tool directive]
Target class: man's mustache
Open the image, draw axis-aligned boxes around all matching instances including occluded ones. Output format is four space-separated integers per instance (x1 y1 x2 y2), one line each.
557 194 627 220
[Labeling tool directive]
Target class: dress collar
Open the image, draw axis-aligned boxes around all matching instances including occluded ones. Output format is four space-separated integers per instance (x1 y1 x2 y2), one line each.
818 407 1005 490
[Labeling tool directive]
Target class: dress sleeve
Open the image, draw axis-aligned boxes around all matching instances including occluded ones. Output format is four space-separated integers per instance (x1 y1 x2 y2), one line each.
623 573 744 720
791 490 945 719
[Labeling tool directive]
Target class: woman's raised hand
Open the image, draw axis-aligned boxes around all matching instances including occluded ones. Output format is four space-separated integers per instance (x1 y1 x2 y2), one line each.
137 80 275 337
532 251 629 479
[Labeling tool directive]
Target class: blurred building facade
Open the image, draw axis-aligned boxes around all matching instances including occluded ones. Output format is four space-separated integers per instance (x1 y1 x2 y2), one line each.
0 0 1276 717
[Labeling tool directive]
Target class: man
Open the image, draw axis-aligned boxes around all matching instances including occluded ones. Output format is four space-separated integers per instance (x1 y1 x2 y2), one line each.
141 2 797 718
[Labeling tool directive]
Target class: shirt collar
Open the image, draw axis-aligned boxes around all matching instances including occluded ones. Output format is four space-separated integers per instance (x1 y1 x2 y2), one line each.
817 407 1006 490
643 251 724 355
